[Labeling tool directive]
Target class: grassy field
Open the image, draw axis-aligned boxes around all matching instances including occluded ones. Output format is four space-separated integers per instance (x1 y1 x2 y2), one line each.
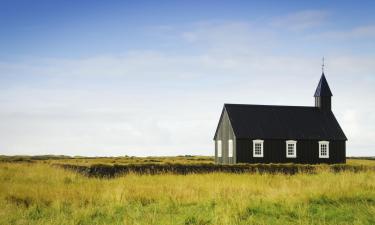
1 157 375 225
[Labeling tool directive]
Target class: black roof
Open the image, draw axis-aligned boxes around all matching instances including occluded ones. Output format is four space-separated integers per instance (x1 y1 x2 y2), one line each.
214 104 347 141
314 73 333 97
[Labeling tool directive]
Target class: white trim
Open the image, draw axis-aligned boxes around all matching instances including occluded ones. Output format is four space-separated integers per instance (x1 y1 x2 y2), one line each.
217 140 222 157
286 140 297 158
319 141 329 158
253 139 264 157
228 139 233 157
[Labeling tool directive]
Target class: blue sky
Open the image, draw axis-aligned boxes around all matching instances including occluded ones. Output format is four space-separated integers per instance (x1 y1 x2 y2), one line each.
1 0 374 156
1 1 375 58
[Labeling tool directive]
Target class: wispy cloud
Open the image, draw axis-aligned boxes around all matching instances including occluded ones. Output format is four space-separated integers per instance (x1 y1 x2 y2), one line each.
311 25 375 39
271 10 330 31
179 21 279 56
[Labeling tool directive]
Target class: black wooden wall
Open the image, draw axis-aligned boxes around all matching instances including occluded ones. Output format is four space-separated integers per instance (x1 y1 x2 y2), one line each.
236 139 346 164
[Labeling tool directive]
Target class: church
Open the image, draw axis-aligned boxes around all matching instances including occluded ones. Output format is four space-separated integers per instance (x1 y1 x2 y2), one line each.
213 72 347 164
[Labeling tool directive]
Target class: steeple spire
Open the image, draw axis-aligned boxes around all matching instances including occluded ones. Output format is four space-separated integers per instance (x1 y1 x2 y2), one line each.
314 60 333 111
314 73 333 97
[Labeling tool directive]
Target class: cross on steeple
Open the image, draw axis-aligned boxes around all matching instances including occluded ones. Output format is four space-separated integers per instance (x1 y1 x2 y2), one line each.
322 57 325 74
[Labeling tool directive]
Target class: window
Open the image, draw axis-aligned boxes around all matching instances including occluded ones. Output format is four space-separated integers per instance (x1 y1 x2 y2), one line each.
286 140 297 158
217 140 222 157
253 140 264 157
228 139 233 157
319 141 329 158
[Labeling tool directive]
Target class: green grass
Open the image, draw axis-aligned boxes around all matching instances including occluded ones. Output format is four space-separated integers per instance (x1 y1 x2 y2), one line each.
1 157 375 225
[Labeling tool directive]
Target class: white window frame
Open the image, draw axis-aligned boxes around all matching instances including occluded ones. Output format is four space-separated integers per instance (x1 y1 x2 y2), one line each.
286 140 297 158
253 139 264 157
228 139 233 157
217 140 222 157
319 141 329 158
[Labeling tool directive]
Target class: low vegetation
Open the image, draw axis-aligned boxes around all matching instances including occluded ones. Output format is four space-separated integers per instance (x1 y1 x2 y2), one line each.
1 156 375 225
0 155 213 165
59 162 375 177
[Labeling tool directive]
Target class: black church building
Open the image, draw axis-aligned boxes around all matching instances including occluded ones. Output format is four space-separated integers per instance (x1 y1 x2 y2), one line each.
214 73 347 164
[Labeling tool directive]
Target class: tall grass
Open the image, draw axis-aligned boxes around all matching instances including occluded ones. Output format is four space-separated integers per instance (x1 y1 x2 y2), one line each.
1 162 375 225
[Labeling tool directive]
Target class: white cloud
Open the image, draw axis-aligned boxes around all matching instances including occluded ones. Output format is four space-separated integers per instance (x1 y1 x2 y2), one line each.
271 10 329 31
180 21 278 55
309 25 375 39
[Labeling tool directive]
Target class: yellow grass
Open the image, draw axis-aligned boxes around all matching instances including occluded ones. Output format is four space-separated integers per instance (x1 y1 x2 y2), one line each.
1 159 375 225
347 158 375 166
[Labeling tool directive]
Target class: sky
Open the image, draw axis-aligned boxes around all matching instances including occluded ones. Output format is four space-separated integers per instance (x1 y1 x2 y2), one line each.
0 0 374 156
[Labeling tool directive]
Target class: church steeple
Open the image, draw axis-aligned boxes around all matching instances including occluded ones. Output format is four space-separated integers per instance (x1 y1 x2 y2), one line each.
314 73 332 111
